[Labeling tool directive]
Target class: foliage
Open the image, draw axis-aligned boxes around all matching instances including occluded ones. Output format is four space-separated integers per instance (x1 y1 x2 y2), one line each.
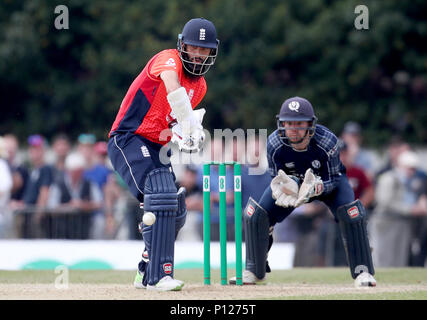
0 0 426 147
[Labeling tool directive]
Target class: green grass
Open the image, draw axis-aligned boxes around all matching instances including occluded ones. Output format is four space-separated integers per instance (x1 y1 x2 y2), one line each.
269 267 427 285
1 268 427 299
0 269 131 284
285 291 427 300
1 267 427 285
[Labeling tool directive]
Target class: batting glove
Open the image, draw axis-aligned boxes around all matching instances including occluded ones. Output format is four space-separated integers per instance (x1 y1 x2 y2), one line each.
171 123 205 153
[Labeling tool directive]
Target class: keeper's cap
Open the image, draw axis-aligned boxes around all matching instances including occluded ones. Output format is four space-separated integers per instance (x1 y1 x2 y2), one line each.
278 97 316 122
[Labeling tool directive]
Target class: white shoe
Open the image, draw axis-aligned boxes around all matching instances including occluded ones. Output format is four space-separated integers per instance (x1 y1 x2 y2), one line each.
133 270 146 289
229 270 266 285
146 276 184 291
354 272 377 288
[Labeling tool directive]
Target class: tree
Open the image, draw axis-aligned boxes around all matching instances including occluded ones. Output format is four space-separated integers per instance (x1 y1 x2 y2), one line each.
1 0 426 147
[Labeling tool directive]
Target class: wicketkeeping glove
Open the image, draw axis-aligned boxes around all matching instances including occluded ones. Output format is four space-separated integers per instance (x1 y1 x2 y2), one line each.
294 168 324 207
270 170 299 208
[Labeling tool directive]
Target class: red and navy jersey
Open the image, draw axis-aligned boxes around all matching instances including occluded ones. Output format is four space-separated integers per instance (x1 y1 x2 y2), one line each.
109 49 207 145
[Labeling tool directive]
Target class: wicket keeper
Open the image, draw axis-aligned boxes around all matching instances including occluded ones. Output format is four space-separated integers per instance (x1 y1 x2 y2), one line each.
231 97 376 287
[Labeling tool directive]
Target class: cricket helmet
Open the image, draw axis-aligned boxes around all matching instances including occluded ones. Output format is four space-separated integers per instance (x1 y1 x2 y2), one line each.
177 18 219 76
276 96 318 144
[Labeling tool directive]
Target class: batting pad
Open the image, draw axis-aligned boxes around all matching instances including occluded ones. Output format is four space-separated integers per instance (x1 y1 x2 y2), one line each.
175 187 187 239
337 199 375 279
142 168 178 286
244 197 270 280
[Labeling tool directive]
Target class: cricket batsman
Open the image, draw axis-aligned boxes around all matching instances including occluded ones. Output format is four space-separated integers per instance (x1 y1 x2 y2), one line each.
107 18 219 291
231 96 376 287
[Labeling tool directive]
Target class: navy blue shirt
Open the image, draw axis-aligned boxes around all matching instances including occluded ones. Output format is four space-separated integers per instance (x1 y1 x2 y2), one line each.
10 165 29 201
23 165 54 205
267 125 345 195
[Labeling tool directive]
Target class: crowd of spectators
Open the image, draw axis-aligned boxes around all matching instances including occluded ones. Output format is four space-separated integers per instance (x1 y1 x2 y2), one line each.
0 133 111 239
274 123 427 268
0 124 426 268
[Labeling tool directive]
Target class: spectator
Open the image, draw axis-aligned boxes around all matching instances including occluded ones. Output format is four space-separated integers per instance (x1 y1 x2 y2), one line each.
77 135 112 238
77 133 96 169
46 152 102 239
411 194 427 267
51 133 71 173
340 142 375 208
48 134 72 238
84 141 111 191
51 133 72 187
375 136 410 181
241 135 272 207
103 171 137 239
85 141 112 239
0 137 13 238
340 121 375 178
17 135 54 238
3 134 29 206
369 150 427 267
179 164 203 213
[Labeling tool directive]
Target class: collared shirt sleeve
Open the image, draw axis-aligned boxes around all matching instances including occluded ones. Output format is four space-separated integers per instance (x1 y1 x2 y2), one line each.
323 145 343 194
267 130 282 178
315 126 343 195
